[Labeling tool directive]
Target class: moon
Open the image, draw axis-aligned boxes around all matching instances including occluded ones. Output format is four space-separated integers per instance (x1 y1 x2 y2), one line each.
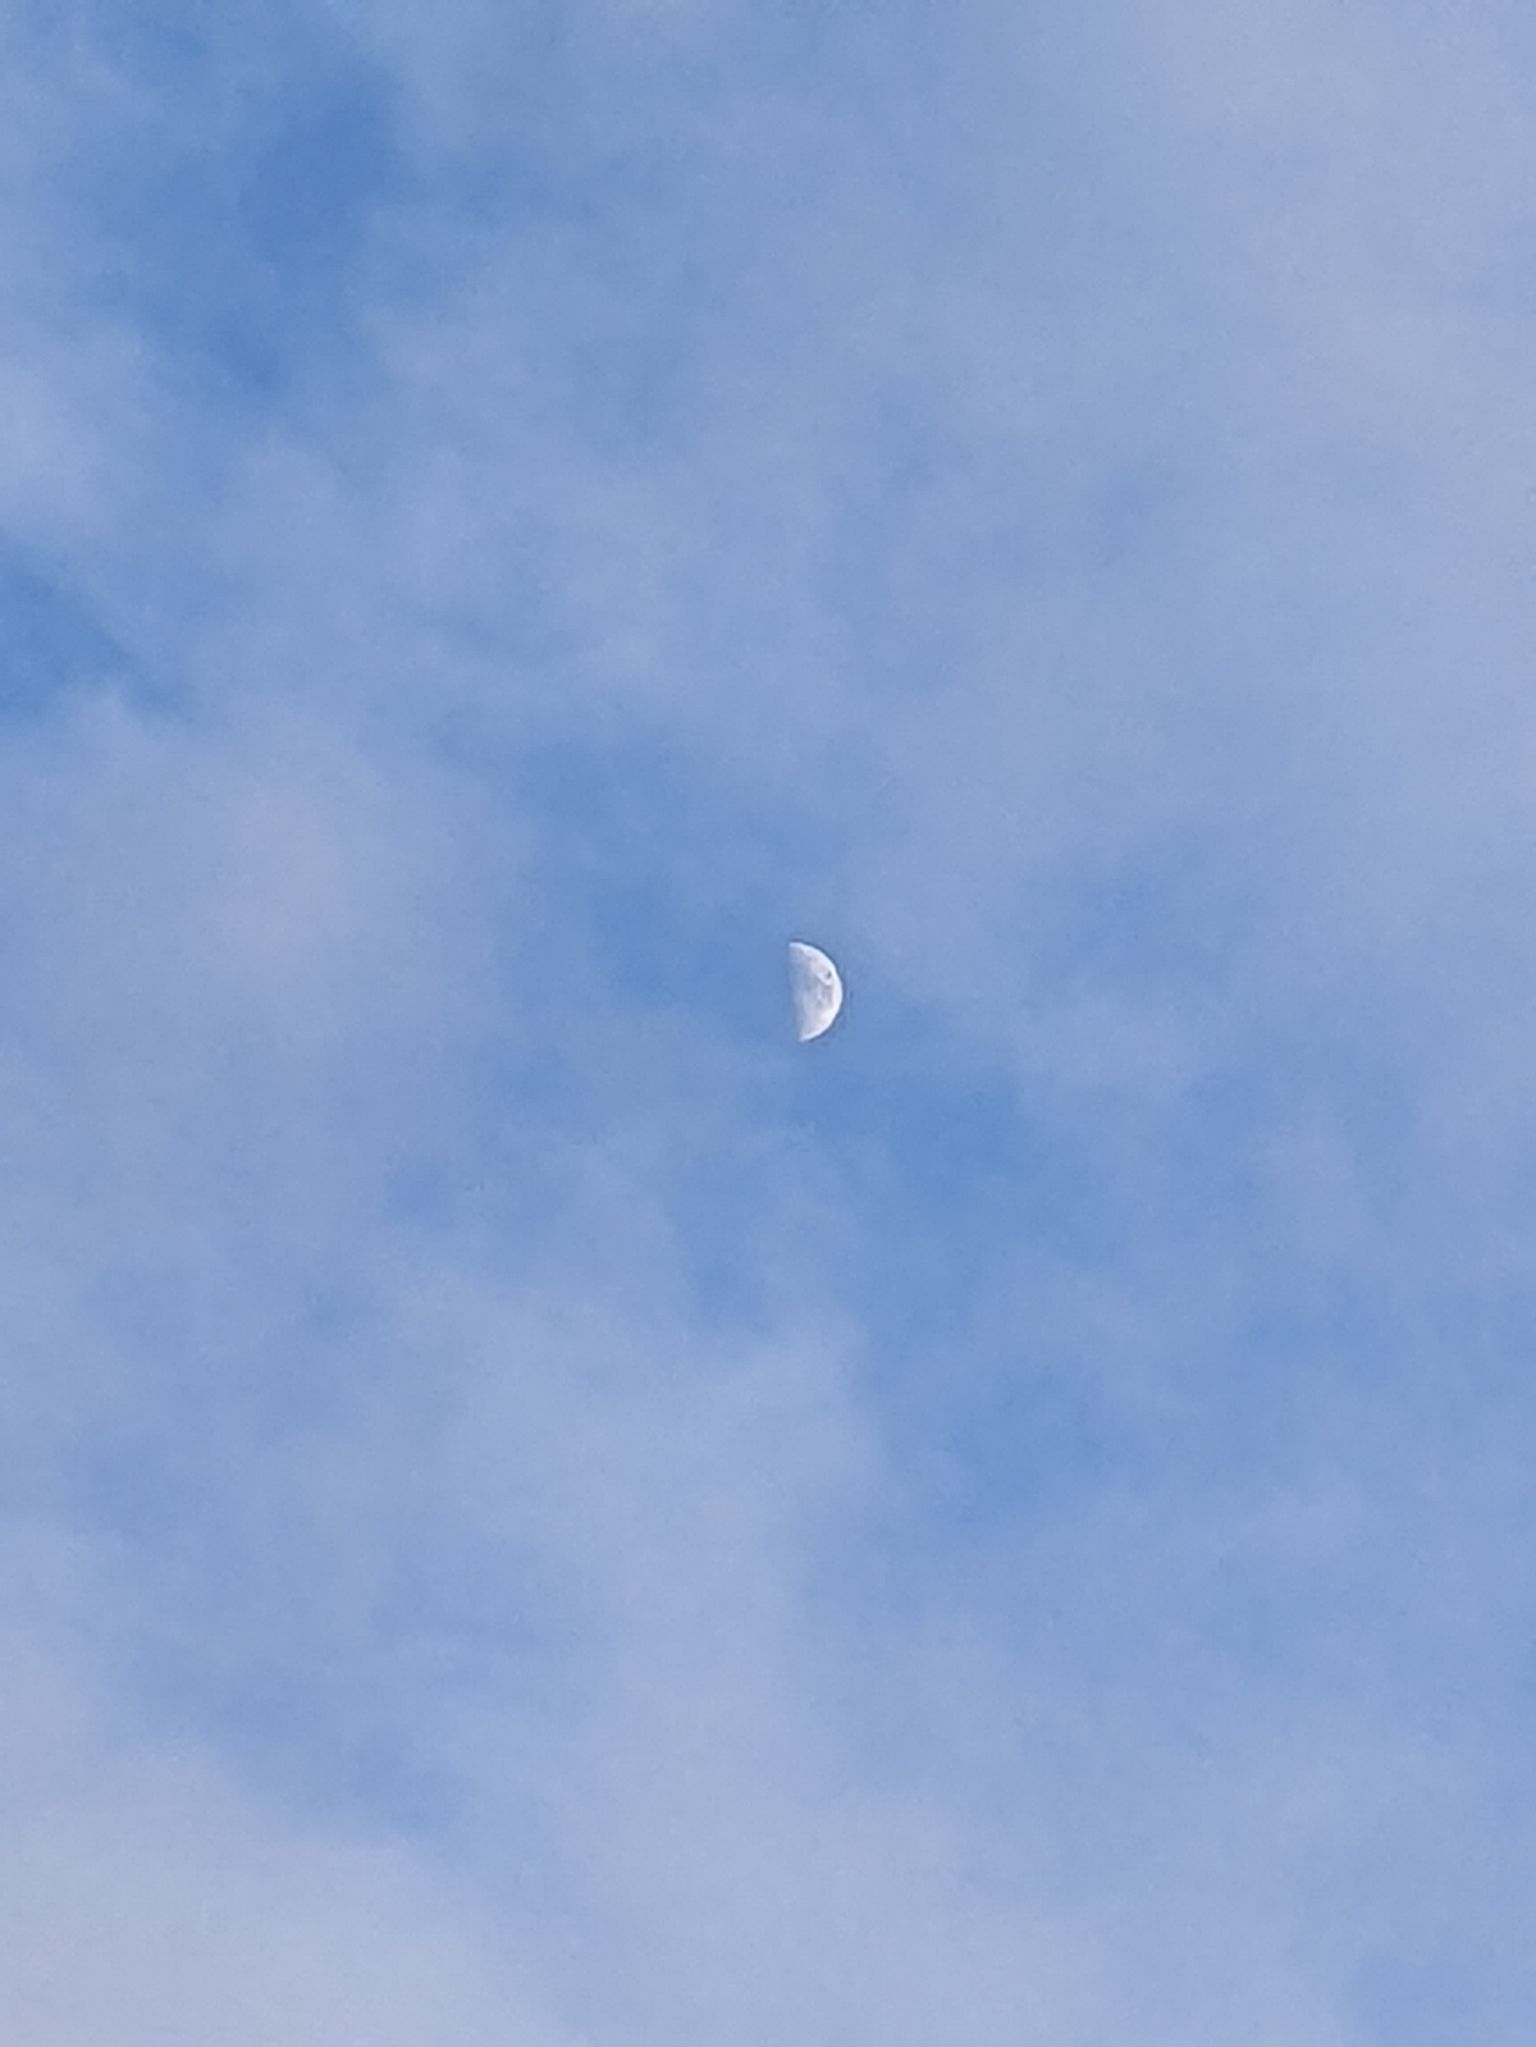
788 941 843 1042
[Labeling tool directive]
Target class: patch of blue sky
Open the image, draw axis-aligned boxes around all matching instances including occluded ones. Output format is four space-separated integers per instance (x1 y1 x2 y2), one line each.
0 549 144 718
80 50 403 405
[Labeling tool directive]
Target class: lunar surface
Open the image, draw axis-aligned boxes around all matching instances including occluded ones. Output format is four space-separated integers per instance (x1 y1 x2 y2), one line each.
788 941 843 1042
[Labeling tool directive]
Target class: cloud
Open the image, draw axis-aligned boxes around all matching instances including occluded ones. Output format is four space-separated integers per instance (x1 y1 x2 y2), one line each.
4 1 1536 2040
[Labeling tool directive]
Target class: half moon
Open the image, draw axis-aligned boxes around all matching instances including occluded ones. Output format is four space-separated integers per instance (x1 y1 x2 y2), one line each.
788 941 844 1042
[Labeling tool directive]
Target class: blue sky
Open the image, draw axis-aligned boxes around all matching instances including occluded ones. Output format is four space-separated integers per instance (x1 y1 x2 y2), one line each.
4 1 1536 2039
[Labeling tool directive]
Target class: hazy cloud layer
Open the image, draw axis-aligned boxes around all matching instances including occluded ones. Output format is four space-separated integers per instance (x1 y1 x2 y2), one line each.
3 3 1535 2041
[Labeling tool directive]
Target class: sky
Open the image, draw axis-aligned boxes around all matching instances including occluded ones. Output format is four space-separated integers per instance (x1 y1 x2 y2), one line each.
3 1 1536 2040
